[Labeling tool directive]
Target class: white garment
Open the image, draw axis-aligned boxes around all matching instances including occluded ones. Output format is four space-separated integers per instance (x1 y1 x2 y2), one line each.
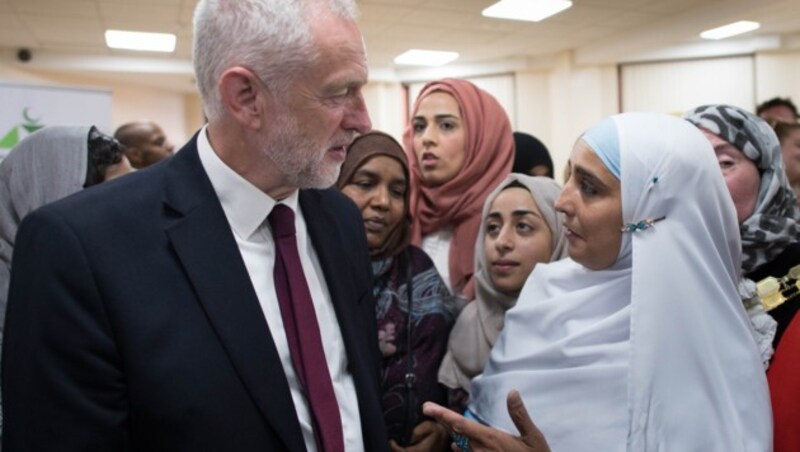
469 113 771 451
421 228 454 294
197 127 363 452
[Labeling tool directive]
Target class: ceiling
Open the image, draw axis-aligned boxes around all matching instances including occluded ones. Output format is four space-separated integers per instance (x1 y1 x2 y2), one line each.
1 0 799 92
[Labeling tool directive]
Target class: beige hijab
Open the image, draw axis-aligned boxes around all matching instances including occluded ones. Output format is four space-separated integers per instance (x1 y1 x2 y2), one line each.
438 173 568 392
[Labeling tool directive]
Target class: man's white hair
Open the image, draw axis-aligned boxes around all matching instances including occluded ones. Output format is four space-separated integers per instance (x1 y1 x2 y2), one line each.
192 0 358 121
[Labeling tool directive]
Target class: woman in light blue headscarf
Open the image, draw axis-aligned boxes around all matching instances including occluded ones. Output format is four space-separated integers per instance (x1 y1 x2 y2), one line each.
423 113 771 452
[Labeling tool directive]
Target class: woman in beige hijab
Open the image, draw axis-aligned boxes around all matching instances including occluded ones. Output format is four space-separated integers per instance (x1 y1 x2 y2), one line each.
438 173 567 403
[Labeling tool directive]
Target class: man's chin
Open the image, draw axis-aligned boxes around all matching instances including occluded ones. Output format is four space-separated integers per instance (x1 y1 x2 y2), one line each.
295 164 341 189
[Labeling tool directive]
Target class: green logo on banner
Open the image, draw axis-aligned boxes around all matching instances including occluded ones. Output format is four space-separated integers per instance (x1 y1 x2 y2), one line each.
0 108 45 148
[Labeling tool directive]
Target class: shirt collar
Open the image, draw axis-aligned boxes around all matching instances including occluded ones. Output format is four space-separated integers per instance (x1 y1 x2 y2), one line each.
196 126 299 240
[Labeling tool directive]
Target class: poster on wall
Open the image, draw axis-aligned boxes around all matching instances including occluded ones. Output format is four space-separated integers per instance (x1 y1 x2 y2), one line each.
0 82 112 161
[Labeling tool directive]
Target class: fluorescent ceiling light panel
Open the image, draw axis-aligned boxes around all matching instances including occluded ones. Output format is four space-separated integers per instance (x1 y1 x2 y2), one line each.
700 21 760 40
482 0 572 22
105 30 177 52
394 49 459 66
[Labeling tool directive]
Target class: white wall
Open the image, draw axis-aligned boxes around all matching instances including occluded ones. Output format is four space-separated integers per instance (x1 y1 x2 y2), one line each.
550 57 619 180
0 66 193 146
396 57 618 181
406 74 518 128
755 52 800 107
362 81 406 142
5 48 800 178
621 56 755 114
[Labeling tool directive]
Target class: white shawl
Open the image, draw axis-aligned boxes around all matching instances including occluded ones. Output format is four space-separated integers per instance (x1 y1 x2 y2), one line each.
469 113 771 451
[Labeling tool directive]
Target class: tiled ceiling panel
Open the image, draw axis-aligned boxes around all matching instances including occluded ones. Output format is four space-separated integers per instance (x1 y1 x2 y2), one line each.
0 0 796 87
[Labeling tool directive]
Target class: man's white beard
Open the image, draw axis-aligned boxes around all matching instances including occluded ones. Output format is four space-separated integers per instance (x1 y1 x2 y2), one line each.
261 112 343 189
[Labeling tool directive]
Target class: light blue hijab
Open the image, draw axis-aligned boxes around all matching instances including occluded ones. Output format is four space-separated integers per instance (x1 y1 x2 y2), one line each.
581 117 620 180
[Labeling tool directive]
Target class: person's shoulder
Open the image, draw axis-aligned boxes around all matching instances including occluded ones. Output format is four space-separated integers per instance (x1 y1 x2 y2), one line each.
47 137 200 218
445 296 478 340
748 242 800 281
301 187 360 221
406 244 457 307
302 186 354 206
782 242 800 255
407 244 436 267
30 153 182 240
52 160 167 212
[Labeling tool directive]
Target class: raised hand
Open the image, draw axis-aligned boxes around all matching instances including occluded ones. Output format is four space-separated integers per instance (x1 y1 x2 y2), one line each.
421 390 550 452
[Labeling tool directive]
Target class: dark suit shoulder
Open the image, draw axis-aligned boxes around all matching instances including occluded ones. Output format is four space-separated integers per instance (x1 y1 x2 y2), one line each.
34 138 206 234
301 187 360 218
300 187 366 243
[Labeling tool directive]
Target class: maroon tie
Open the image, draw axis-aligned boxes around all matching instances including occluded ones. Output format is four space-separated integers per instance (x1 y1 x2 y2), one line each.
268 204 345 452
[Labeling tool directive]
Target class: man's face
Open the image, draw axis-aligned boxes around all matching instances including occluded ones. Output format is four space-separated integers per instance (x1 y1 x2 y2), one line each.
129 123 174 168
260 14 371 189
759 105 797 125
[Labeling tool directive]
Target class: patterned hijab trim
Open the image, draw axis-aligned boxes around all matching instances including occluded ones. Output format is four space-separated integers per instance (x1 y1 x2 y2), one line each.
686 104 800 274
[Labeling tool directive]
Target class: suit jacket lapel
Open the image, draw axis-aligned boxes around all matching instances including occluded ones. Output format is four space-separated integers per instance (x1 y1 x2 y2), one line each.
162 141 306 451
301 190 384 446
300 190 365 363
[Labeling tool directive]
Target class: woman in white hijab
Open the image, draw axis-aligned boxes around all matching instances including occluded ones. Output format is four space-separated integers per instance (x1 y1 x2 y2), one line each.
424 112 771 451
437 174 568 398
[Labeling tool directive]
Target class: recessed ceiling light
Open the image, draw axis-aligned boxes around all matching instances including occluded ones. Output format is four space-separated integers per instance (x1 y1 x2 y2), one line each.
700 21 760 40
394 49 459 66
105 30 177 52
482 0 572 22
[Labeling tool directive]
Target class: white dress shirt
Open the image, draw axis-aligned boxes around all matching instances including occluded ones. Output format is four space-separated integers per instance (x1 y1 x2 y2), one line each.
197 127 364 452
421 228 454 294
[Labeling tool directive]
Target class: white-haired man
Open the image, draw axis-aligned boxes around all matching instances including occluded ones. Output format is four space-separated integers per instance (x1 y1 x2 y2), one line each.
2 1 387 450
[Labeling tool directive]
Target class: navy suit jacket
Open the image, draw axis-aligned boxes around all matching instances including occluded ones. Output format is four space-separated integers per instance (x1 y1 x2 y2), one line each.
2 136 388 451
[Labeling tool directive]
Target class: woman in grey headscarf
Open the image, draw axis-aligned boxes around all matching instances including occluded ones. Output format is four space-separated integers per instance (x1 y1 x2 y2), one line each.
687 103 800 452
437 173 568 403
685 105 800 359
0 126 130 336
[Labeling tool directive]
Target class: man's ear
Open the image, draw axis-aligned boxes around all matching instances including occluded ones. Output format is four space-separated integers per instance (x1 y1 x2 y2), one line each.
218 67 271 130
125 148 143 167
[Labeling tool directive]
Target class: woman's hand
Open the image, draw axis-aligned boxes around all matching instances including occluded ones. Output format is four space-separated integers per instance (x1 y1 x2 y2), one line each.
389 420 450 451
422 390 550 452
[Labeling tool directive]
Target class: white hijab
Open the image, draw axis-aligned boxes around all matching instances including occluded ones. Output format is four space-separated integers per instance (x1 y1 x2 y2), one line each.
469 113 771 451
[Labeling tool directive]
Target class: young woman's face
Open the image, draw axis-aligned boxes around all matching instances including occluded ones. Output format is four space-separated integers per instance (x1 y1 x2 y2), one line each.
484 186 553 293
701 130 761 224
340 155 407 250
780 128 800 185
555 141 622 270
411 91 466 187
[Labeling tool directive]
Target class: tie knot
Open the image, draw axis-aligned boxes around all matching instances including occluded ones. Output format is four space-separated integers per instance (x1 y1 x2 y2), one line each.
268 204 296 238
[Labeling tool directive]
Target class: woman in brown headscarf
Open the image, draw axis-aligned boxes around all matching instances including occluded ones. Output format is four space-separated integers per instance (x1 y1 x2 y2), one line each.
404 78 514 301
337 131 459 452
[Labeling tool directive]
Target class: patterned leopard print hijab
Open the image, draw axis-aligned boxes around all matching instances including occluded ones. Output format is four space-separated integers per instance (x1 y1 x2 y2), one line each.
686 104 800 274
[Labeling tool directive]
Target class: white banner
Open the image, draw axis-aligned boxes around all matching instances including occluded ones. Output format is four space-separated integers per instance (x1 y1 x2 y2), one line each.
0 83 112 161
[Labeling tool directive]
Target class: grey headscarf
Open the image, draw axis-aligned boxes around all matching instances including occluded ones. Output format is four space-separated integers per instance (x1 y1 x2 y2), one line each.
685 104 800 274
0 126 91 323
438 174 568 392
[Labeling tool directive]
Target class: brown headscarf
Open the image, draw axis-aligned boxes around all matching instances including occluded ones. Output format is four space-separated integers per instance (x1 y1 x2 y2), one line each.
337 131 411 260
403 78 514 298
